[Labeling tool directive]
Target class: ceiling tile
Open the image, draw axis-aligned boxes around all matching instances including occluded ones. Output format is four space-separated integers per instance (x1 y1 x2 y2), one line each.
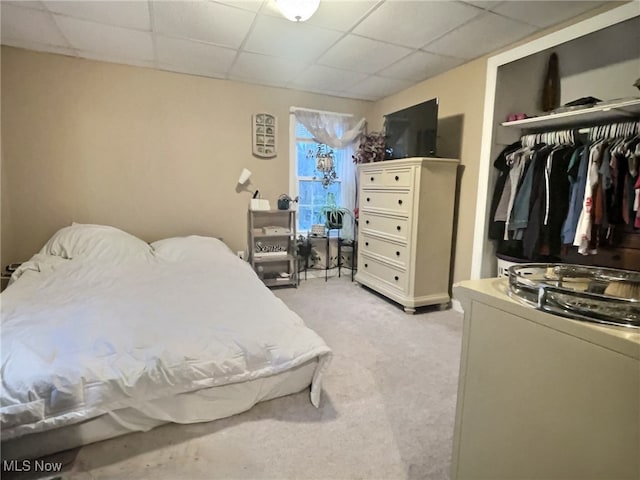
318 34 413 74
0 0 612 102
155 36 237 78
345 75 413 101
1 3 70 47
353 1 483 48
43 1 150 30
229 52 308 86
287 84 350 98
305 0 378 31
289 65 370 93
76 50 156 70
214 0 264 13
462 1 503 10
493 1 605 28
54 15 154 61
1 37 77 57
3 1 47 10
156 63 226 80
378 51 465 82
425 12 537 60
152 0 256 49
244 15 343 62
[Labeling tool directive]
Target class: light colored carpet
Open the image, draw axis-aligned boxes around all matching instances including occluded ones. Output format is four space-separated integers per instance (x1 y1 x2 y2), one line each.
48 277 464 480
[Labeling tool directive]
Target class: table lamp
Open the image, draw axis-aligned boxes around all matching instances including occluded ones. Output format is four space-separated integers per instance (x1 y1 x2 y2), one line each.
237 168 270 211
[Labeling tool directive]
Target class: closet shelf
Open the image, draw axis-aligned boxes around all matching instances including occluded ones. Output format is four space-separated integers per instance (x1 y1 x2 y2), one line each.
501 98 640 130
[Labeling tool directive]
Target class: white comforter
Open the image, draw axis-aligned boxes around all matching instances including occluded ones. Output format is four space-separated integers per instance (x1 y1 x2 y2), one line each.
1 242 331 440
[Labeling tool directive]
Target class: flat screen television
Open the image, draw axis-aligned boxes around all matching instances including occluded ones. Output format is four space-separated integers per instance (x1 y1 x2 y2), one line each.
383 98 438 160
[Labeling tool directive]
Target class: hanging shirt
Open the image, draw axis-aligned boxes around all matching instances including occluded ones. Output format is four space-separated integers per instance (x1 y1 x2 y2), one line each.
503 147 532 235
599 147 613 230
561 145 589 244
494 177 511 222
574 141 605 254
634 175 640 229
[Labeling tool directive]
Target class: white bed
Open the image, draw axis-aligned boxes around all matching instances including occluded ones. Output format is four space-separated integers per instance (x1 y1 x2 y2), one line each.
1 224 332 459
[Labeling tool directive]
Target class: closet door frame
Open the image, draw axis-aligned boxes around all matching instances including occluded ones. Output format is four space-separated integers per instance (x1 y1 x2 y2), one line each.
471 2 640 279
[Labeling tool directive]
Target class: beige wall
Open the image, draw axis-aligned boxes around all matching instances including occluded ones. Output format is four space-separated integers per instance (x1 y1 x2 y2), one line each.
0 47 369 265
368 58 487 285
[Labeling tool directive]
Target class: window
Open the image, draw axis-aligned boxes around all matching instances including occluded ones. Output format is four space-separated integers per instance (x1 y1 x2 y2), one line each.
294 122 347 233
289 108 364 239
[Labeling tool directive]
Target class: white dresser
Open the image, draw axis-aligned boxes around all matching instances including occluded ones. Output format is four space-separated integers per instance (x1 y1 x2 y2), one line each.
355 157 459 313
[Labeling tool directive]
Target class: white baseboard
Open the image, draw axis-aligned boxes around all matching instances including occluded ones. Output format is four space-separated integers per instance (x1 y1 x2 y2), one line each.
451 298 463 313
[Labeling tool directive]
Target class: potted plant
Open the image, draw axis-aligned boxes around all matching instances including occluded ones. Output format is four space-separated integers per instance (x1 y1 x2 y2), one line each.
352 131 386 164
320 193 353 230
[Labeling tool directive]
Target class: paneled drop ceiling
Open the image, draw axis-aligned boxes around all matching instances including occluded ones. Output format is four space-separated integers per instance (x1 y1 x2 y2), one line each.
1 0 608 101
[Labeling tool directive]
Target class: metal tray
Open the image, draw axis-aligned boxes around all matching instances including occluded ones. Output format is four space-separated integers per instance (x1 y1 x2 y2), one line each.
508 264 640 329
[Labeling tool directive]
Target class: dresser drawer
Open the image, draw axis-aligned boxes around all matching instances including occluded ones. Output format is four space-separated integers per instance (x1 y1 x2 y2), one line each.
359 254 408 292
383 167 413 187
360 234 408 267
360 169 384 188
360 212 410 241
361 190 412 215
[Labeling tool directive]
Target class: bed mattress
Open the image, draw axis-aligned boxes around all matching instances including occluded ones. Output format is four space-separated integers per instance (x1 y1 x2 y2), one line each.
2 359 318 460
1 230 331 453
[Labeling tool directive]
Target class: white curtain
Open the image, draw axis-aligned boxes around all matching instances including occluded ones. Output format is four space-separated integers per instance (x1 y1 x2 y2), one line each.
293 108 366 149
292 108 365 240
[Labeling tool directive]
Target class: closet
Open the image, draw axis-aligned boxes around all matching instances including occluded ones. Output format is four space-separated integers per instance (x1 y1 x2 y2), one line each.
491 118 640 269
472 4 640 278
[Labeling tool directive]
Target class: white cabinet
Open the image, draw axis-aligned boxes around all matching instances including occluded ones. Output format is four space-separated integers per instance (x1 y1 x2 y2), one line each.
248 209 297 288
452 279 640 479
355 157 459 313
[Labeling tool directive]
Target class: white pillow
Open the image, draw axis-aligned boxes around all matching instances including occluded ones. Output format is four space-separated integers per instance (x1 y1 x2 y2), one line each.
151 236 231 262
40 223 152 262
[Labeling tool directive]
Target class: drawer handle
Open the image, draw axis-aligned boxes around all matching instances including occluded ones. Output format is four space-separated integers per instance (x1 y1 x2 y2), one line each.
366 197 370 202
395 175 399 181
394 276 399 281
365 242 369 246
396 225 401 231
366 220 370 225
396 251 400 256
370 176 374 182
364 263 368 268
398 199 403 205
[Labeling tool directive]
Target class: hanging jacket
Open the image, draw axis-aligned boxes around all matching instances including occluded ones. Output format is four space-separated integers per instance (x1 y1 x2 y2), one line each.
488 141 522 240
523 145 569 259
509 144 552 241
540 146 575 257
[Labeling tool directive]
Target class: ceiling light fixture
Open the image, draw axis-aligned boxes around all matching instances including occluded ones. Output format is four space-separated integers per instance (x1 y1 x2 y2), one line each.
276 0 320 22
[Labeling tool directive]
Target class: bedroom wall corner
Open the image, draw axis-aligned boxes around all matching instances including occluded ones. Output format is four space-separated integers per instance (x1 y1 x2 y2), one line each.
367 57 487 287
365 1 625 286
0 46 370 264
